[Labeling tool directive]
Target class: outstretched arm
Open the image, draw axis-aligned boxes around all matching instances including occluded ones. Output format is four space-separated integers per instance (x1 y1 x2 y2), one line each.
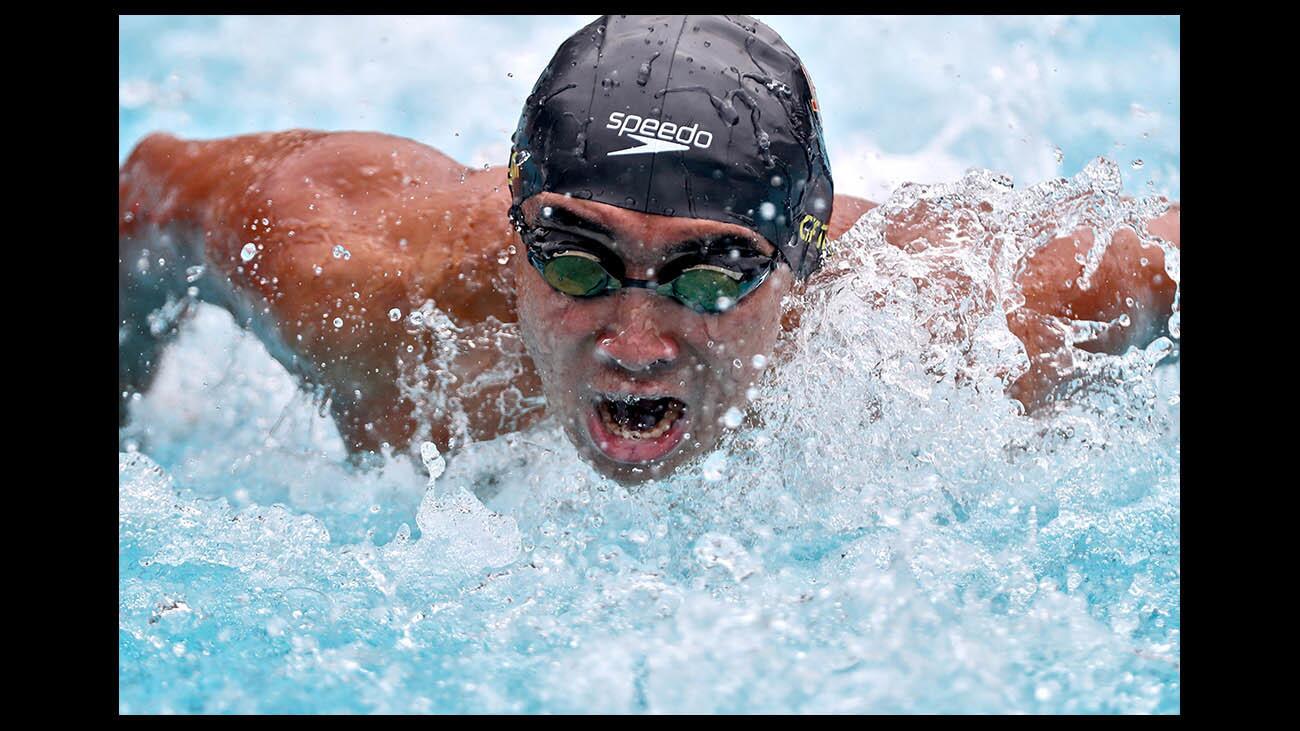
118 130 528 453
1006 202 1179 406
816 193 1179 410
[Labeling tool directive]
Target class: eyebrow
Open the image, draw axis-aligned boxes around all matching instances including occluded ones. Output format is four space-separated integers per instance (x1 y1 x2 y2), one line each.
533 205 615 240
534 204 773 258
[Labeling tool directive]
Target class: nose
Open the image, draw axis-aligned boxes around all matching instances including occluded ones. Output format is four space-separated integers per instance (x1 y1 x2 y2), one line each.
595 295 680 373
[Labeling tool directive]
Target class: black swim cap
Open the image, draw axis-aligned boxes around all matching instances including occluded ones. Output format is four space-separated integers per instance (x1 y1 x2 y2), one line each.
508 15 834 279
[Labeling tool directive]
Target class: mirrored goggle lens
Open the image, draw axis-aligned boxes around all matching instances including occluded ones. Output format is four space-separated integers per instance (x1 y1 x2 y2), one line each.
542 253 613 296
668 267 743 312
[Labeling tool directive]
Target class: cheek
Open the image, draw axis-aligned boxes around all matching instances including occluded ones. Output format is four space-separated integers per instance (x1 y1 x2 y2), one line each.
515 272 601 372
701 284 788 369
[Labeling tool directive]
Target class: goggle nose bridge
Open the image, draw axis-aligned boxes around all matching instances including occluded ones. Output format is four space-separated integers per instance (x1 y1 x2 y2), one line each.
609 277 675 298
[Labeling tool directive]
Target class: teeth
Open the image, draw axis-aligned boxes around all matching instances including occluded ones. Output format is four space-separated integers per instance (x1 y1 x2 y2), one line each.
599 400 683 440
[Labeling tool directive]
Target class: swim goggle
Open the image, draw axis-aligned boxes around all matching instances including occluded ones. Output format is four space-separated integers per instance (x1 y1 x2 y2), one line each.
517 223 779 314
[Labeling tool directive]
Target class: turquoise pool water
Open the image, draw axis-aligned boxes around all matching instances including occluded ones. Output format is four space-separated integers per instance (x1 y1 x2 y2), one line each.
119 16 1180 714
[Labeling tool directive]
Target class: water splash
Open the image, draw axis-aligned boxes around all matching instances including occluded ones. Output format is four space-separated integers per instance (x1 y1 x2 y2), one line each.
120 162 1178 713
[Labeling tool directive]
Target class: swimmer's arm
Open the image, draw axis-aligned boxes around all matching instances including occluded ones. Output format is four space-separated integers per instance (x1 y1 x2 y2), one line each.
823 192 1180 355
1014 202 1180 353
1007 202 1179 407
798 192 1180 409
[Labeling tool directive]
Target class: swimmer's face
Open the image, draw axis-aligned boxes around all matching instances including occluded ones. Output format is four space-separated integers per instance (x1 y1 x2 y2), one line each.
513 193 793 484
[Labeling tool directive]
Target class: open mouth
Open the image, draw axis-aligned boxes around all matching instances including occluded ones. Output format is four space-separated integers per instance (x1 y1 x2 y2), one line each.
585 394 689 464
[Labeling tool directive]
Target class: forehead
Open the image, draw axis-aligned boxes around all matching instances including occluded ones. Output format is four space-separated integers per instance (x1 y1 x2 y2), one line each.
521 192 775 257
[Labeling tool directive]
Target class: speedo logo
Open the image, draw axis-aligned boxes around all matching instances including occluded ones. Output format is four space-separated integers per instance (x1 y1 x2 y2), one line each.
606 112 715 156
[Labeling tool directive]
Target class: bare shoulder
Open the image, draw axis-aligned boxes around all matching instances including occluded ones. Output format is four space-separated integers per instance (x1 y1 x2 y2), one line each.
827 194 878 239
264 131 471 196
248 134 518 326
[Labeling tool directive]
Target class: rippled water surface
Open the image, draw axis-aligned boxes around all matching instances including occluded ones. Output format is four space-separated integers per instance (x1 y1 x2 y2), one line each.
119 15 1179 714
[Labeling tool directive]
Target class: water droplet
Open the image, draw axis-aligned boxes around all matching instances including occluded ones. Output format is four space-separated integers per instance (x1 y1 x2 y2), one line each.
701 451 726 481
240 243 258 262
420 441 446 482
721 407 744 428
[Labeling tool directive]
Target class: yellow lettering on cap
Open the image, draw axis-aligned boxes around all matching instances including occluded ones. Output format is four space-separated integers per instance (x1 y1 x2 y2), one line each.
799 214 817 244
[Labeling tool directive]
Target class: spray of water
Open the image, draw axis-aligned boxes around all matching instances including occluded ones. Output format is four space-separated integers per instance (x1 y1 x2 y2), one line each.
120 159 1179 713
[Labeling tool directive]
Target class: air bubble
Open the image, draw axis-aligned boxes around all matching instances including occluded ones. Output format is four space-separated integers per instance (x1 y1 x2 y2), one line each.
240 243 258 262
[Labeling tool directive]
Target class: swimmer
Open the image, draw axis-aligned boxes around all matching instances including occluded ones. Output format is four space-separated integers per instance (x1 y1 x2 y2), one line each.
118 15 1180 483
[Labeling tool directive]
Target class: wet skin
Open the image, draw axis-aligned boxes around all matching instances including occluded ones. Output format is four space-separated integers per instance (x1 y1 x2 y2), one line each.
512 193 795 481
119 131 1179 482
